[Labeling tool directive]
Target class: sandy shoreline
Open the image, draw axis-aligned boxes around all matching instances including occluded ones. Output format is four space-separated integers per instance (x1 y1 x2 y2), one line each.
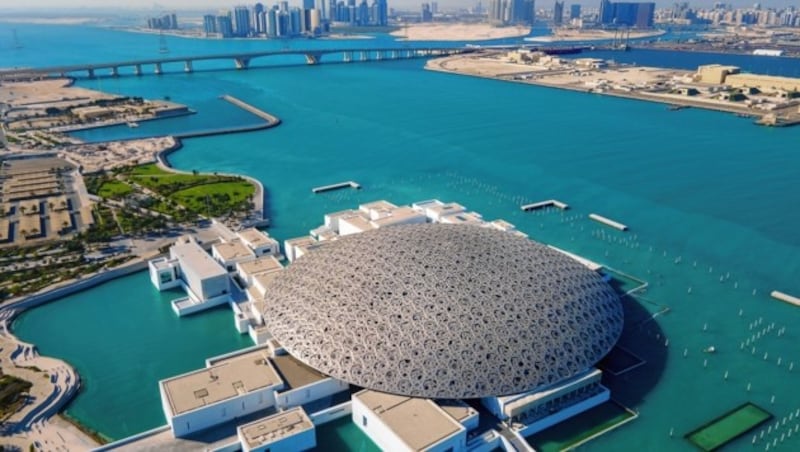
525 29 665 43
0 79 277 448
391 23 530 41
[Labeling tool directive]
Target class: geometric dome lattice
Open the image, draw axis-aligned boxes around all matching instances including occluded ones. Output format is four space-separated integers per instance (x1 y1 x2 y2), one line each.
262 223 623 399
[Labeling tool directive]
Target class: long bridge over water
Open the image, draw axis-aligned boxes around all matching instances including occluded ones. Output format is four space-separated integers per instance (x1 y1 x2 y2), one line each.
0 46 478 79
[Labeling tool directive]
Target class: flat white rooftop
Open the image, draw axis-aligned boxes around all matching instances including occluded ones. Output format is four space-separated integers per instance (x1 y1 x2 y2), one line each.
439 211 484 224
370 207 426 227
238 256 283 277
427 202 466 217
359 200 397 215
162 348 282 416
437 399 478 424
238 406 314 450
355 390 463 450
340 215 375 233
213 240 254 262
238 227 274 247
171 238 227 280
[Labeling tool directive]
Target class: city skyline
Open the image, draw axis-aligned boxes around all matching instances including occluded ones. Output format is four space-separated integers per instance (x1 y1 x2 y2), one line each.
0 0 798 12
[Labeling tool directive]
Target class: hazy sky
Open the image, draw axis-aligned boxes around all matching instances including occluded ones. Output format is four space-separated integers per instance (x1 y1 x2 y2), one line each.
0 0 795 11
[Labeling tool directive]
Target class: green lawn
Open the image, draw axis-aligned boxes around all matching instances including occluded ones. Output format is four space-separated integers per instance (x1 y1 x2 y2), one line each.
87 164 257 224
97 180 133 199
171 181 255 216
127 163 168 176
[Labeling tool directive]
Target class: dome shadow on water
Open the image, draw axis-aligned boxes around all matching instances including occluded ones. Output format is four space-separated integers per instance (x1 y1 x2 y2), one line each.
599 290 669 408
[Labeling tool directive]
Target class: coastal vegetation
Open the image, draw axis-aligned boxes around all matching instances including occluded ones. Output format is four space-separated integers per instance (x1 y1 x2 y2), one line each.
0 375 33 420
0 242 132 301
87 163 256 220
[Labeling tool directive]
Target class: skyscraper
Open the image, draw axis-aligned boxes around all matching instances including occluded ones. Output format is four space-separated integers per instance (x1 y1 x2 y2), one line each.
203 14 217 34
524 0 536 23
553 1 564 24
599 0 614 24
488 0 505 23
233 6 251 37
570 4 581 19
254 3 266 34
598 0 654 27
377 0 388 25
421 2 433 21
358 0 370 24
216 14 234 37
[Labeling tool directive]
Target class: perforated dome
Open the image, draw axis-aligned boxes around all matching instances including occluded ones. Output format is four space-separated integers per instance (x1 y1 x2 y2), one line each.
262 223 622 399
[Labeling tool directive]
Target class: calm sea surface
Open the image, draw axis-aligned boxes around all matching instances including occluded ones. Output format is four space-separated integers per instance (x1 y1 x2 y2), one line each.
5 23 800 449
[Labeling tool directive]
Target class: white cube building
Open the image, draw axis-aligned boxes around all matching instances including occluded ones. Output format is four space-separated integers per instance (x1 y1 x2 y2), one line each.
159 347 284 438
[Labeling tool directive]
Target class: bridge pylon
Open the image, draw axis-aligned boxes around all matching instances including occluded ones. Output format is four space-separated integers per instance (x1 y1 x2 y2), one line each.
304 53 321 65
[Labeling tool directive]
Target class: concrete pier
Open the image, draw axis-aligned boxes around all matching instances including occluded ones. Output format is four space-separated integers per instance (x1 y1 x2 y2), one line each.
312 181 361 194
771 291 800 307
521 199 569 211
589 213 628 231
133 64 142 76
154 62 162 75
219 95 281 125
184 61 193 73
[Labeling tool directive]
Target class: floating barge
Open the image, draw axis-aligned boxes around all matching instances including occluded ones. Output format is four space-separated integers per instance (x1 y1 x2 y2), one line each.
771 290 800 307
589 213 628 231
312 181 361 194
520 199 569 211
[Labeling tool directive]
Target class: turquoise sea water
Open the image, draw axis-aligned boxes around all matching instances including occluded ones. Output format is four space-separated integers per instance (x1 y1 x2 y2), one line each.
5 23 800 450
12 272 251 439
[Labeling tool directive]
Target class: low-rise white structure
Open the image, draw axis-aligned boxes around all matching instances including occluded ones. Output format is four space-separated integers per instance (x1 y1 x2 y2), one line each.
159 347 284 437
237 227 280 257
271 354 350 411
237 407 316 452
212 240 256 272
352 390 469 452
159 346 349 439
482 368 609 437
237 256 283 287
148 236 231 316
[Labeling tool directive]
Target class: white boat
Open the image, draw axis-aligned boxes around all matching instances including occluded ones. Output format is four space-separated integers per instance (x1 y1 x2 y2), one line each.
127 122 139 128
